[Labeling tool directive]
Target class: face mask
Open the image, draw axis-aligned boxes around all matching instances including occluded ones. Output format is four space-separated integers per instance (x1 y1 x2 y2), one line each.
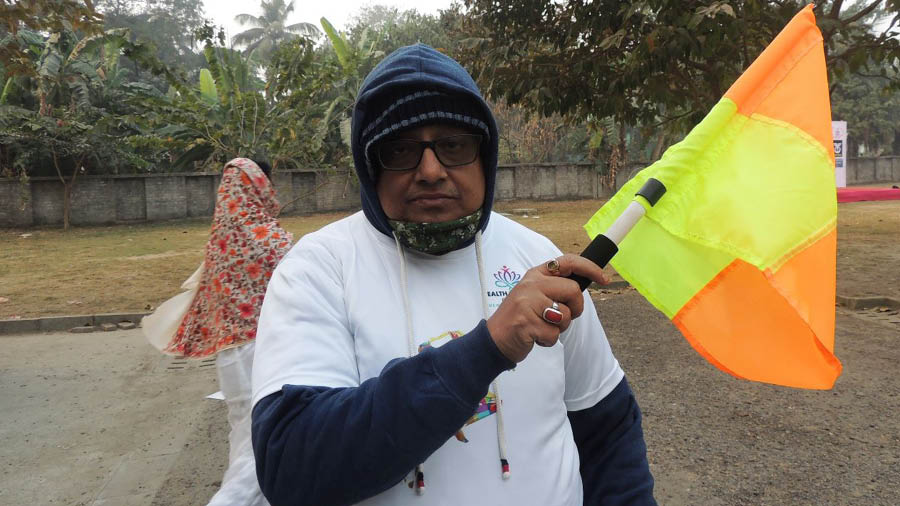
388 209 483 255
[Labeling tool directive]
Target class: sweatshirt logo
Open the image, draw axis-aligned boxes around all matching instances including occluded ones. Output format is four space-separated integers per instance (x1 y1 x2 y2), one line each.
489 265 521 298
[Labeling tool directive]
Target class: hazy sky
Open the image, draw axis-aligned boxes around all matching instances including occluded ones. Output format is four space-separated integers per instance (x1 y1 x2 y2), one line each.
207 0 456 44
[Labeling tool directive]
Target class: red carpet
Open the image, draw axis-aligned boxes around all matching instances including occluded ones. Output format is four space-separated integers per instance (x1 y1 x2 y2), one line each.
837 187 900 203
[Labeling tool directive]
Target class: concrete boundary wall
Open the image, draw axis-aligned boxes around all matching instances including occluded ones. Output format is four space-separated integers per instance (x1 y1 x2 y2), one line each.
3 157 898 228
0 164 610 227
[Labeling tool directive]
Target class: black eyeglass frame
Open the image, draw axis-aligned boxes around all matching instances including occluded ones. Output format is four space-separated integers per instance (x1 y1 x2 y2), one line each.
376 134 484 171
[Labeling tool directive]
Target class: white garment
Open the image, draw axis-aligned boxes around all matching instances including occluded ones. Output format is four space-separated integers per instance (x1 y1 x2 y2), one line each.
142 262 204 354
208 342 269 506
253 211 624 505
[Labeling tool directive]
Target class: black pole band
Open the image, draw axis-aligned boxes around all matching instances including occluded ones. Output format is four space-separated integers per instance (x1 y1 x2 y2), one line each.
636 178 667 207
567 234 619 291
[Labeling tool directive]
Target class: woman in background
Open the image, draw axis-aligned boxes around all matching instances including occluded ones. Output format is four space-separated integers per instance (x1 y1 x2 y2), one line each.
166 157 292 505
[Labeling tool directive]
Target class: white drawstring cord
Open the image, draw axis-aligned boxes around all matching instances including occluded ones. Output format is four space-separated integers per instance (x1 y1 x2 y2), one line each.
394 230 510 495
474 231 511 479
393 233 427 495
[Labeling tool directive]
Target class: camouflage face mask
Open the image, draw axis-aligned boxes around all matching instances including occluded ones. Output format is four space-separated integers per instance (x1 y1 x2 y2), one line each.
388 209 483 255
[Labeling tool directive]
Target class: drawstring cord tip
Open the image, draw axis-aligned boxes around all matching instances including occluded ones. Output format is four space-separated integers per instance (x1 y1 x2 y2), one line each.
415 467 426 495
501 458 510 479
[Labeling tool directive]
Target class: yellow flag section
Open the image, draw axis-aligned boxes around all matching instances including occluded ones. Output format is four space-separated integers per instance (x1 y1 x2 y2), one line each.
584 5 841 389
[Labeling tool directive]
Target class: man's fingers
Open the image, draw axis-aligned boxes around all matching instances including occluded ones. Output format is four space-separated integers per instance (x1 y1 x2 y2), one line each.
531 323 561 347
535 300 572 334
540 254 608 286
530 276 585 318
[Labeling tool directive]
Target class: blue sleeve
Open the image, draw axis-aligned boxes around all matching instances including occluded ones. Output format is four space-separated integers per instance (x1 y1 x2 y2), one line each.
251 320 514 506
567 377 656 505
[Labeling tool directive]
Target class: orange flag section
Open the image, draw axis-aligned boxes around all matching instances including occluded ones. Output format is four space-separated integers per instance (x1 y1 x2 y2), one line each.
725 4 833 163
673 230 841 389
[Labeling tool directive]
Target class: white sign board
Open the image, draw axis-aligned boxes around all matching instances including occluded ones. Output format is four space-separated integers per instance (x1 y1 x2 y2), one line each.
832 121 847 188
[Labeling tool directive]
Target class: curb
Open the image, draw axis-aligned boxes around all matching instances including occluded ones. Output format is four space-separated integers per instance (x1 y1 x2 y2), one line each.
836 295 900 310
2 292 895 335
0 312 149 336
0 283 631 335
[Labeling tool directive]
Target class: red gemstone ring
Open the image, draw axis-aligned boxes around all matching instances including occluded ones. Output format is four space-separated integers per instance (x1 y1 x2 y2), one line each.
541 302 563 325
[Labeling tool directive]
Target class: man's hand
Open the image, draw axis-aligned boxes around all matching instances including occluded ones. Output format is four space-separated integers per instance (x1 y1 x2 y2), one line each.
486 254 608 363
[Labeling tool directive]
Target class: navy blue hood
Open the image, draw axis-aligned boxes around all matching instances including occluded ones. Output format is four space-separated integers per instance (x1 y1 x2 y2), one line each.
351 43 499 241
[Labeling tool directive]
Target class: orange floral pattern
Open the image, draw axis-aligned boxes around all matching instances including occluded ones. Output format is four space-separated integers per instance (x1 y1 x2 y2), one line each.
165 158 293 357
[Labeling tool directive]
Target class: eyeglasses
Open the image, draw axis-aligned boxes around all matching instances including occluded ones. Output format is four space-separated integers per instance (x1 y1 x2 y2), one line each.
377 134 483 171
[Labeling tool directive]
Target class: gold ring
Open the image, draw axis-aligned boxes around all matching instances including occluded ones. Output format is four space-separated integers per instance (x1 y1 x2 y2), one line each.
546 259 560 275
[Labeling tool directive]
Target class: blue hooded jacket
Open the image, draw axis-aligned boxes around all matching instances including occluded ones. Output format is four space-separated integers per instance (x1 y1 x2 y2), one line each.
351 43 499 241
251 44 655 506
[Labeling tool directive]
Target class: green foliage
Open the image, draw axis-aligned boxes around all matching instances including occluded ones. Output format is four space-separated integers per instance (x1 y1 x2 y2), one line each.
320 18 350 69
317 18 384 166
128 28 316 172
1 1 104 76
0 103 148 228
347 5 454 53
198 68 217 104
0 9 188 178
832 71 900 156
449 0 900 176
95 0 208 72
453 0 900 134
263 17 384 168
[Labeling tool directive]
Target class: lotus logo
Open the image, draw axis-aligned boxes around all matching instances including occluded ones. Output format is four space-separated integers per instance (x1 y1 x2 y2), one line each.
493 266 521 290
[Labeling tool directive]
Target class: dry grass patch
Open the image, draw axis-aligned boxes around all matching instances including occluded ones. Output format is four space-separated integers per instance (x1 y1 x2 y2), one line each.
2 198 898 319
0 212 352 319
836 200 900 300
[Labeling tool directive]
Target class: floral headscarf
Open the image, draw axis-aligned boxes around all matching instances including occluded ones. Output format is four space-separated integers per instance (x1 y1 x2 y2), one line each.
165 158 293 358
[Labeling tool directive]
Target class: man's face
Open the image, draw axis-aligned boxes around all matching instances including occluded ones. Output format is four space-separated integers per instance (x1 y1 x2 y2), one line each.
375 124 485 223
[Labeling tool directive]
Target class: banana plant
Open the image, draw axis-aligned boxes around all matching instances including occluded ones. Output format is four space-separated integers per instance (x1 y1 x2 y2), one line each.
133 37 284 171
33 28 132 116
318 17 384 158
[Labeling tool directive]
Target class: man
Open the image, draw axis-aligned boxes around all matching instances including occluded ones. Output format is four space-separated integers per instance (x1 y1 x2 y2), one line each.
251 44 655 505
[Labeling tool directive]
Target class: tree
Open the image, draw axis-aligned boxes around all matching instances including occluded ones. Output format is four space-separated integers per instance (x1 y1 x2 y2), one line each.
129 24 313 172
1 9 169 229
831 71 900 155
265 17 386 168
490 100 598 164
233 0 318 60
95 0 208 77
451 0 900 183
1 0 103 77
346 5 453 54
0 105 147 229
457 1 898 126
0 27 156 229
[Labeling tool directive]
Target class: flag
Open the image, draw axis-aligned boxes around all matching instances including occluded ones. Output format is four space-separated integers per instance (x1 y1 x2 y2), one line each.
585 5 841 389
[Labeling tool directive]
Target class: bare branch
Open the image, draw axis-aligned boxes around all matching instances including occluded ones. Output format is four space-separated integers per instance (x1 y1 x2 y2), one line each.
829 0 845 19
841 0 884 26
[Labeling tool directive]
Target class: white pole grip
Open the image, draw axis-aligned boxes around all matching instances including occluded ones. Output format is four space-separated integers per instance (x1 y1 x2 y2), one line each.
604 200 646 245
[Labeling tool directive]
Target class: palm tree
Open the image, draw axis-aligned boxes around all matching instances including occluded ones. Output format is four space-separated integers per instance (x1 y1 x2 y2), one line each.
233 0 319 59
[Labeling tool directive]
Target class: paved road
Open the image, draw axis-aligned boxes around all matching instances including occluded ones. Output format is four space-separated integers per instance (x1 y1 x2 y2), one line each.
0 327 224 505
2 290 898 505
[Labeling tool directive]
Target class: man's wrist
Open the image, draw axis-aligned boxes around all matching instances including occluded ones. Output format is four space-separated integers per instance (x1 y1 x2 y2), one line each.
428 320 515 406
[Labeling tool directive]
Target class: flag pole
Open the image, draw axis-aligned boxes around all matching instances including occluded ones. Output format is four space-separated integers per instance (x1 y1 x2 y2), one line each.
567 178 667 291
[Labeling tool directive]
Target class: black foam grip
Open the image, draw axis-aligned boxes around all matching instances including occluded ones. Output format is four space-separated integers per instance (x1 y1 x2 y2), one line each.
636 178 667 207
567 234 619 291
